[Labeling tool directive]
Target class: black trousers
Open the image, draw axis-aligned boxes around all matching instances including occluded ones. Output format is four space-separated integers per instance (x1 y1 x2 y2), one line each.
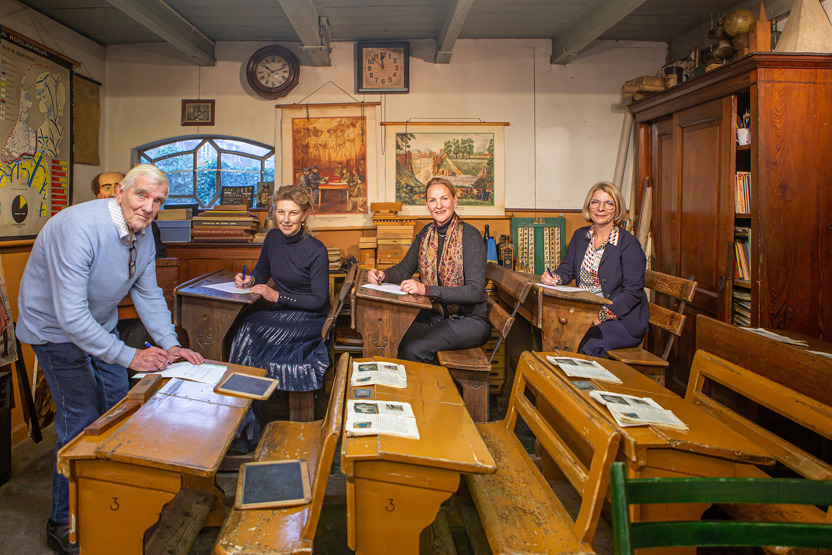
398 309 491 364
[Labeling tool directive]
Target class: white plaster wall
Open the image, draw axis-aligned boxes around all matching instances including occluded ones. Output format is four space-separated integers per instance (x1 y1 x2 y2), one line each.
0 0 107 204
105 39 666 210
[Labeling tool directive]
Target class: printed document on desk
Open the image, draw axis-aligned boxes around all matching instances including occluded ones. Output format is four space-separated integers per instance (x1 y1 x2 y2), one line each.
546 355 622 384
351 361 407 388
538 283 586 293
154 362 228 385
589 390 688 431
345 400 419 439
204 281 254 295
361 283 406 295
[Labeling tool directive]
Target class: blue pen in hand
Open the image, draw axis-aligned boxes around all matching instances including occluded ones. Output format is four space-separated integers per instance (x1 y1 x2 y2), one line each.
546 267 556 280
241 265 247 288
145 342 169 367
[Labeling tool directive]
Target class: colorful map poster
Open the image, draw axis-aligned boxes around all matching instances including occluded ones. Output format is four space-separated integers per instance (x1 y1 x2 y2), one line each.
0 27 73 241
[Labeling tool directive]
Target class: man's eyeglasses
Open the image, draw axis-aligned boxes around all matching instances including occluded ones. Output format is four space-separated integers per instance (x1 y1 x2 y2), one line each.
128 244 137 279
590 200 616 210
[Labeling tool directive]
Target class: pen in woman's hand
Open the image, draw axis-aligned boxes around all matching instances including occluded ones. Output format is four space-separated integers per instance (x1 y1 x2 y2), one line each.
546 267 555 280
242 265 247 286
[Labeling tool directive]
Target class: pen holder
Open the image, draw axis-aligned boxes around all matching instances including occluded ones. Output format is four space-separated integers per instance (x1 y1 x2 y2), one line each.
736 128 751 146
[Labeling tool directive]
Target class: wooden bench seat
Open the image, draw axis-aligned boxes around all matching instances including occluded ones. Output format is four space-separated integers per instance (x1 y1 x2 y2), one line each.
437 263 532 422
214 353 349 555
607 270 696 384
466 351 620 554
687 316 832 553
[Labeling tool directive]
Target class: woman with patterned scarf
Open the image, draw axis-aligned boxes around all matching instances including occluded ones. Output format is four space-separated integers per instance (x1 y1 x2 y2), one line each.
368 177 490 363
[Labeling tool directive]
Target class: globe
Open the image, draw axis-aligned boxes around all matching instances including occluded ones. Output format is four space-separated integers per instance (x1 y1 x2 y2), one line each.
723 9 755 36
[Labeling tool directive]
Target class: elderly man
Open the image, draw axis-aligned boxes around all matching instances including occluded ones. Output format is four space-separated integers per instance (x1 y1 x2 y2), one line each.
17 164 203 555
92 170 166 258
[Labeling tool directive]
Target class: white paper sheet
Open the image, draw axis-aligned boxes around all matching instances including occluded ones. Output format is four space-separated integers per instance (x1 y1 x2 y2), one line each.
153 362 228 385
361 283 406 296
741 327 809 347
546 356 623 384
204 281 254 294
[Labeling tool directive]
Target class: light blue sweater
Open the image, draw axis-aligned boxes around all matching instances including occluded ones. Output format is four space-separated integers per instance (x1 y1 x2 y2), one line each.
16 199 179 368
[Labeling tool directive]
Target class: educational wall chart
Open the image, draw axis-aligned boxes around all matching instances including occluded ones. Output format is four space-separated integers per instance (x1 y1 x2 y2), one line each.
0 27 73 241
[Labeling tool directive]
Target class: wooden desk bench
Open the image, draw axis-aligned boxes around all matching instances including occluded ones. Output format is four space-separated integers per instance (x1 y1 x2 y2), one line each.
214 353 349 554
686 350 832 527
466 350 621 554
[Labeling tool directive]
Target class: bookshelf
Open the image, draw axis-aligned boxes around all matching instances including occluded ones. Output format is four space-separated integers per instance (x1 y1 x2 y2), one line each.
732 91 752 326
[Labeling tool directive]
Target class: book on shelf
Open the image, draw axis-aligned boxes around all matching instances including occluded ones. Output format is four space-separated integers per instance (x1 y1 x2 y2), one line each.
735 171 751 213
546 356 622 384
350 361 407 388
589 391 689 431
192 227 253 237
344 399 419 439
156 207 193 220
192 219 257 227
734 240 750 279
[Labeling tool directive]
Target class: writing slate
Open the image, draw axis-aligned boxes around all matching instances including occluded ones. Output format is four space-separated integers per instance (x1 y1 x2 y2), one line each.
235 459 311 509
215 372 278 400
221 185 255 207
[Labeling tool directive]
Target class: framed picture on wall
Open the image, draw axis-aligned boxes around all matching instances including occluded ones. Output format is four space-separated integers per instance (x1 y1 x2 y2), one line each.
381 121 508 217
181 99 215 126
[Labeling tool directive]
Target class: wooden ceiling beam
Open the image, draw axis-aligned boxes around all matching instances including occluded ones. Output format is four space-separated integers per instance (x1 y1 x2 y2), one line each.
550 0 647 65
278 0 332 66
435 0 474 64
105 0 215 66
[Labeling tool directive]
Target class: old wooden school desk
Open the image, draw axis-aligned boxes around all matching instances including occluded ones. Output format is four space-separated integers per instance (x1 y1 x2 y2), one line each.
351 267 432 358
497 272 610 352
527 351 773 524
341 357 496 554
57 363 263 553
174 270 264 360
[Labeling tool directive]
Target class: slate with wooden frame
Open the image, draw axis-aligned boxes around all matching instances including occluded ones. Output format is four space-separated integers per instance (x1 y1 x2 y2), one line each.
215 371 278 401
235 459 312 509
181 99 215 126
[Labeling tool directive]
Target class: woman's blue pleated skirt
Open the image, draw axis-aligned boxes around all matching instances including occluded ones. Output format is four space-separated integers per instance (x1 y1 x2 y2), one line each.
229 309 329 392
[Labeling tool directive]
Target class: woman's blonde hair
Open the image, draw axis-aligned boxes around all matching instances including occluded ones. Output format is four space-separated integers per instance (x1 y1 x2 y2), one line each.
425 176 457 198
271 185 314 234
581 181 628 226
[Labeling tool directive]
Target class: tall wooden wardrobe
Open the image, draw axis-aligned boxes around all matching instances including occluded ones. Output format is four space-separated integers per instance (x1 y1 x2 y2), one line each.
629 53 832 393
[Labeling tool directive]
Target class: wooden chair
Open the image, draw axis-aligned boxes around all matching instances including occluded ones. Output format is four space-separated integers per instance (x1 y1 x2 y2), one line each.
437 263 532 422
609 461 832 553
289 263 357 422
214 353 349 555
606 269 697 384
465 351 620 553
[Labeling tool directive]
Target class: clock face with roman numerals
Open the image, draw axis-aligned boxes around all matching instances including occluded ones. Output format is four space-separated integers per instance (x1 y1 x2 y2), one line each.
246 45 300 99
356 42 410 94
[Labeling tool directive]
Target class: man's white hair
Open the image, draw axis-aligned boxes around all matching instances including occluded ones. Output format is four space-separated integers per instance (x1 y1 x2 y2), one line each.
121 164 169 200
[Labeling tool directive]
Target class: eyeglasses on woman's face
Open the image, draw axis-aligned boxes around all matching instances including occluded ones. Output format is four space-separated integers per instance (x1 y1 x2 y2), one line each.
589 199 616 210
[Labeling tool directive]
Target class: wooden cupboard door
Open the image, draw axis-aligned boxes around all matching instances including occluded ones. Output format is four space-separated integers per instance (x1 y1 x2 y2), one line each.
755 72 832 339
666 99 733 391
651 118 676 276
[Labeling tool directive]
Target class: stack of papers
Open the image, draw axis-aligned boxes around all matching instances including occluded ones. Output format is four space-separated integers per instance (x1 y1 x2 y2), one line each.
741 327 809 347
546 356 622 384
151 362 228 385
361 283 406 296
351 361 407 389
589 391 688 431
345 400 419 439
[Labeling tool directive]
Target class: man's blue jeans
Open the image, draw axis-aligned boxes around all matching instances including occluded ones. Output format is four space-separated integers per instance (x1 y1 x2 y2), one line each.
32 339 129 524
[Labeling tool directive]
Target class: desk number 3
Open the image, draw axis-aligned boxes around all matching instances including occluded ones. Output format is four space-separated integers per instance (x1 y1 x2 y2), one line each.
385 498 395 512
110 497 119 511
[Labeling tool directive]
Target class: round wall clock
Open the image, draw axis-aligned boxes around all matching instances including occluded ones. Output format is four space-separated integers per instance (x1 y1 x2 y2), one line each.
246 45 300 99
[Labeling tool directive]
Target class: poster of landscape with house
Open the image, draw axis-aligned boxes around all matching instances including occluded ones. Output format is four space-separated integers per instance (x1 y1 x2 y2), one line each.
383 122 505 216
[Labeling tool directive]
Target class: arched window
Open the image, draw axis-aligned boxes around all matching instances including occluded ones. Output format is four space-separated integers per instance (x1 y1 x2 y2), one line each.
133 135 275 208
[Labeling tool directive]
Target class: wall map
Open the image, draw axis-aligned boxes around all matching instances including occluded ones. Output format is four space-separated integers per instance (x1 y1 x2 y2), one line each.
0 27 73 241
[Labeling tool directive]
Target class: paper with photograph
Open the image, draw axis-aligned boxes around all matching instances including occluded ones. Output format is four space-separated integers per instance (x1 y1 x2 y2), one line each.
589 390 688 430
546 356 622 384
351 361 407 388
345 400 419 439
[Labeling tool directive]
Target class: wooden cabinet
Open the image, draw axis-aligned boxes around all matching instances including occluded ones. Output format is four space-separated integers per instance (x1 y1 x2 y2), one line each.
631 53 832 393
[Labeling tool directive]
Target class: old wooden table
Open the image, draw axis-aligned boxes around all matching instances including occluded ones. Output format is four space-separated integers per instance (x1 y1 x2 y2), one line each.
497 272 610 352
174 269 264 360
527 351 774 537
341 357 496 554
57 363 260 553
351 268 432 358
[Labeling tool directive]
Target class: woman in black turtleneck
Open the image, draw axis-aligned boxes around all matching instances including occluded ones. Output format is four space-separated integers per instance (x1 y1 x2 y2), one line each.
368 177 490 363
229 185 330 400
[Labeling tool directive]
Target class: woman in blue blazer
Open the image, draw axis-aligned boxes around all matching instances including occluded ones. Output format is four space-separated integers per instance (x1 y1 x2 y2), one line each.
541 181 649 357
